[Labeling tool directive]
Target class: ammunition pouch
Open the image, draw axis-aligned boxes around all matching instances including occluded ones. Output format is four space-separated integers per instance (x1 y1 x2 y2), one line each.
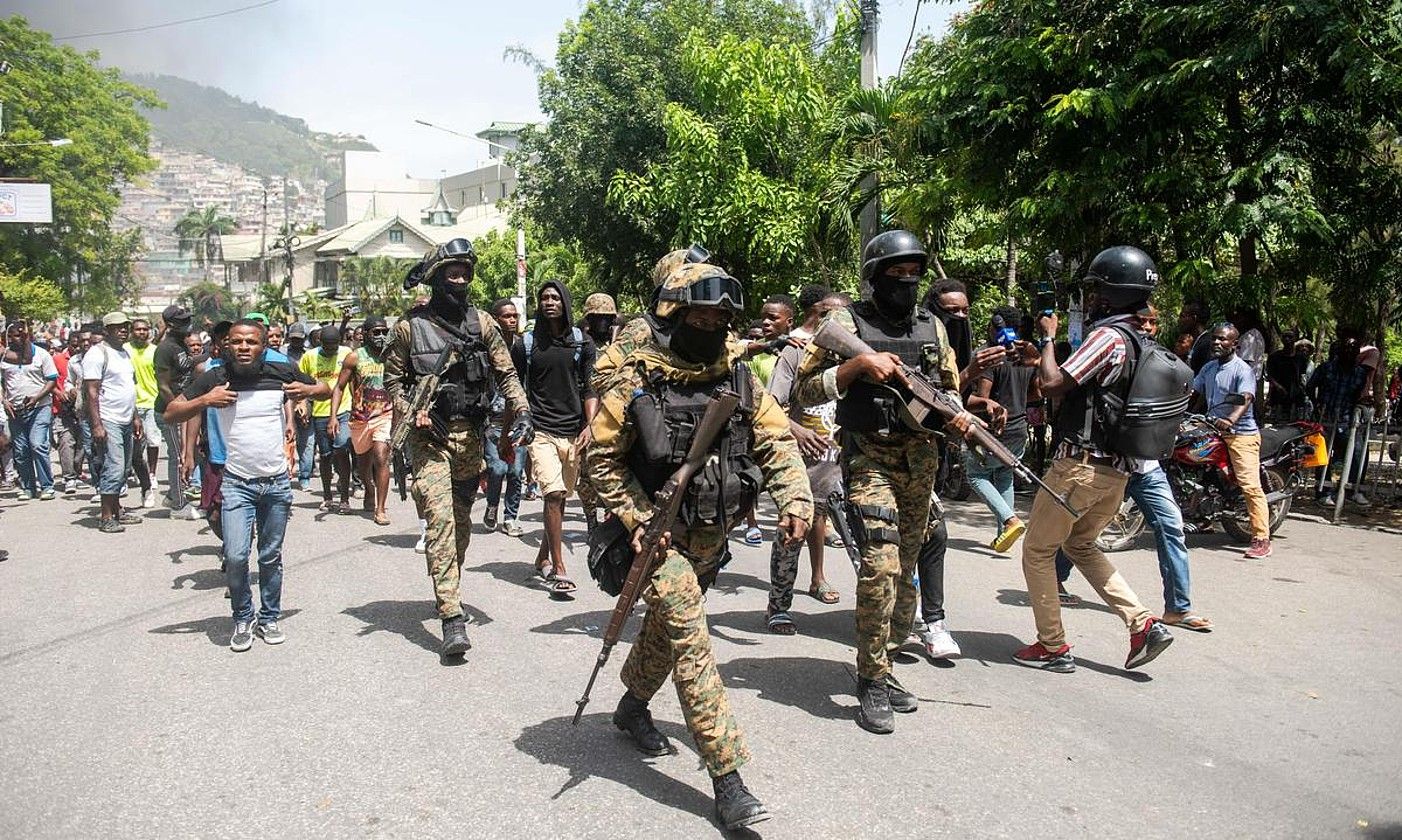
587 515 634 597
856 503 900 545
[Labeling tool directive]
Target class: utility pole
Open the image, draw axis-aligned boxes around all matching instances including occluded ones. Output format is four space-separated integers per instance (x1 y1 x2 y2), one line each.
258 179 269 289
859 0 881 253
514 227 527 317
281 175 294 320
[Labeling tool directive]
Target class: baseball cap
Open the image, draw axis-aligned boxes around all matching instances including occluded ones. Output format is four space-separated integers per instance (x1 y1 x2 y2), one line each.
102 311 131 327
287 322 307 338
161 304 192 326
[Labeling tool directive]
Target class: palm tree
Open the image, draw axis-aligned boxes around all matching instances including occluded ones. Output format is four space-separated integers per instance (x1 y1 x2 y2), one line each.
173 206 237 282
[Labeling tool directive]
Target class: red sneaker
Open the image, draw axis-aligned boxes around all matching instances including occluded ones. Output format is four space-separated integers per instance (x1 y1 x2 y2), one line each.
1013 641 1075 673
1126 617 1174 669
1243 538 1273 559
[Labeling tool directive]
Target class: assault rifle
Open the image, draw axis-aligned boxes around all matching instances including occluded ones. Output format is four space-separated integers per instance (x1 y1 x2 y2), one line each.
390 344 456 451
811 320 1081 518
825 490 864 574
391 444 410 501
572 390 742 725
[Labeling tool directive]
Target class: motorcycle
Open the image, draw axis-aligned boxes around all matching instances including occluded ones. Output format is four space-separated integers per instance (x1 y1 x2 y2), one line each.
1097 415 1327 551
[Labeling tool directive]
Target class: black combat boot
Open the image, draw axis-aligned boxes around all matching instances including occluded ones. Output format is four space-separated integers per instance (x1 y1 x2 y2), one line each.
612 692 673 756
440 616 470 657
884 673 918 714
713 770 769 830
856 677 895 734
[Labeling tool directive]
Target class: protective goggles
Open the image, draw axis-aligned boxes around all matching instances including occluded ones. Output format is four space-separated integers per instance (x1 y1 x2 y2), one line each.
657 272 746 311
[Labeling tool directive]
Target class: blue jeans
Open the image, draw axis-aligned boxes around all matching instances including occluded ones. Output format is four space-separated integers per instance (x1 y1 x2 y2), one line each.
964 433 1024 527
8 403 53 493
1128 468 1192 614
95 420 134 496
221 471 293 623
312 412 350 457
483 423 524 520
296 419 315 482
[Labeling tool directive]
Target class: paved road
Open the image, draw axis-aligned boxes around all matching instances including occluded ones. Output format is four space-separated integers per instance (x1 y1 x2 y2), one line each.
1 481 1399 839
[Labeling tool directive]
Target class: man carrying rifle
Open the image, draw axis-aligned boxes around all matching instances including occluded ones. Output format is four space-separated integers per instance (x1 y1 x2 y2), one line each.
794 230 978 736
586 262 811 830
384 238 532 658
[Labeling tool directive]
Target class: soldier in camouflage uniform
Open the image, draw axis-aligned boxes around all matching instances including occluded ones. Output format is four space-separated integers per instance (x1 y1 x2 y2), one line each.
588 262 812 830
384 238 532 658
794 230 976 735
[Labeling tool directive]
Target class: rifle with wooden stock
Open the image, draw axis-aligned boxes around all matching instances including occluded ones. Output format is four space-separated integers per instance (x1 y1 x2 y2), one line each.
811 319 1081 518
390 344 456 451
572 390 742 725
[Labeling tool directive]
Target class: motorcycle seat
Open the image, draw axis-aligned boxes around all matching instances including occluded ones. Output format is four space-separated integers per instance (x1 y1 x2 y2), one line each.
1259 425 1305 458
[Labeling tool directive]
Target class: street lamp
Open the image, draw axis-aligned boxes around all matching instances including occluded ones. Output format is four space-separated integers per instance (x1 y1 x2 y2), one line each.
0 137 72 148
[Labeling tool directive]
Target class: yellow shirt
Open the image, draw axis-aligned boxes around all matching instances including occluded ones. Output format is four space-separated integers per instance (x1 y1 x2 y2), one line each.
125 342 159 410
299 346 352 418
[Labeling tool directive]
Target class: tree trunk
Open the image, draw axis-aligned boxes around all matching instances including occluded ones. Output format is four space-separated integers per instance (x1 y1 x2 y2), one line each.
1223 86 1259 281
931 251 948 280
1004 233 1018 304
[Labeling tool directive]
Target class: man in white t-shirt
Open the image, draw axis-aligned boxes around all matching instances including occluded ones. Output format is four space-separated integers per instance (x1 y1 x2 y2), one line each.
163 320 328 652
83 312 143 534
2 319 60 500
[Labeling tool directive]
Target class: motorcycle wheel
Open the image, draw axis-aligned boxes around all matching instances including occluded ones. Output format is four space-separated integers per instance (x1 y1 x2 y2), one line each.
941 443 972 501
1220 467 1290 542
1096 498 1146 552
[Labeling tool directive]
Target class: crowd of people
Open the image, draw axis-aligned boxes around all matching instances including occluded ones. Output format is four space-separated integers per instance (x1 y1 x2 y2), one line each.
1 231 1397 830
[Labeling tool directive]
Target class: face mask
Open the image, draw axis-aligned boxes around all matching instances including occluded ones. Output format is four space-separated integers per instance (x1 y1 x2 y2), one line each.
670 318 728 364
368 333 389 353
873 278 918 321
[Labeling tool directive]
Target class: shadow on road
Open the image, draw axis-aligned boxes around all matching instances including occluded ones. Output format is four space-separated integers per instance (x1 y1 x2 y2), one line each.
165 544 222 565
951 628 1150 682
515 713 757 837
530 607 615 639
149 608 303 646
709 606 852 649
706 571 771 597
996 588 1115 616
722 655 853 721
341 599 493 654
171 567 225 591
363 533 419 550
944 537 1007 559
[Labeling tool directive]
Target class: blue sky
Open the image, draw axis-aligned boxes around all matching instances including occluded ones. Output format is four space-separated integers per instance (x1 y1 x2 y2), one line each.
12 0 969 176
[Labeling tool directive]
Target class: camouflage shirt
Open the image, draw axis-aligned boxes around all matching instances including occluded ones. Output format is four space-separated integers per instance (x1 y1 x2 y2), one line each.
587 337 813 559
793 304 963 460
384 309 529 427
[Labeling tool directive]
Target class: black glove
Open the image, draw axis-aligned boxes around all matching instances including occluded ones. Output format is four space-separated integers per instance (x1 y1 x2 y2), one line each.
509 412 535 447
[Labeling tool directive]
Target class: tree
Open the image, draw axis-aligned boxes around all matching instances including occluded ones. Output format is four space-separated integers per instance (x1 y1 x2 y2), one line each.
0 268 67 322
473 228 595 314
340 256 419 317
176 281 238 324
0 17 159 290
515 0 814 289
173 206 237 280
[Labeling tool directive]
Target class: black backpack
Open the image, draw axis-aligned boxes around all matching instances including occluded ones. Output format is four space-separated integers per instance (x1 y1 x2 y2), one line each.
1097 324 1193 459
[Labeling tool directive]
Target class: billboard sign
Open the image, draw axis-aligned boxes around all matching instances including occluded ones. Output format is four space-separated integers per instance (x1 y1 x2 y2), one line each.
0 183 54 224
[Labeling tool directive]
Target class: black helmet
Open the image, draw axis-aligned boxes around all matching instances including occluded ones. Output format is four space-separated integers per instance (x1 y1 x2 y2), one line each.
405 238 478 289
861 230 928 284
1084 245 1159 307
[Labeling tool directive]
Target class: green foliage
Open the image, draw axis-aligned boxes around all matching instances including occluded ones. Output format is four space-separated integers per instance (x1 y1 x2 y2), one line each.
177 281 239 324
516 0 815 290
0 268 67 322
294 291 344 324
128 73 375 182
0 16 159 305
340 256 419 318
472 228 595 314
253 283 291 324
173 206 237 270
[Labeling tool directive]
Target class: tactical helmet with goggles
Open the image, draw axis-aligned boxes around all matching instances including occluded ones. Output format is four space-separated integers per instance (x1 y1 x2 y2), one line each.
404 237 477 289
650 243 712 289
654 263 745 320
861 230 928 284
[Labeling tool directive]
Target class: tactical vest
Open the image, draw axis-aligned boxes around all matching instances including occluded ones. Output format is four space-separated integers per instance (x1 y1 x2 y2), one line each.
626 360 764 530
408 310 493 421
835 301 944 435
1053 319 1192 459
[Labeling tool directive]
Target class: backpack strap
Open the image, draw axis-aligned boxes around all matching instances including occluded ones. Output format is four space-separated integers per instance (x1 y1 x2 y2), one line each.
523 327 586 390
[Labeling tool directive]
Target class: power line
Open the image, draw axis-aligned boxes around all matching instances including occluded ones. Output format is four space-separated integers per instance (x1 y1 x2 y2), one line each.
899 0 923 77
52 0 280 41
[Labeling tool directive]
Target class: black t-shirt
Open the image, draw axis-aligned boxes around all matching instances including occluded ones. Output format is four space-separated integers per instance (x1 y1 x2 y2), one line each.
154 334 197 412
976 347 1035 443
1266 349 1303 404
510 328 597 438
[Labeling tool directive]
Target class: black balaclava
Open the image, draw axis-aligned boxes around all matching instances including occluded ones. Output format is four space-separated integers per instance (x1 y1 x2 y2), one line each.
670 313 728 364
928 295 972 370
428 263 472 321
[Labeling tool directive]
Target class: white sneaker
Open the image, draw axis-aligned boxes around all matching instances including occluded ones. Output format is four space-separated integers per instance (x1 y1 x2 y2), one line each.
502 519 524 538
917 620 961 659
181 505 203 521
89 492 102 503
141 489 157 509
415 519 427 554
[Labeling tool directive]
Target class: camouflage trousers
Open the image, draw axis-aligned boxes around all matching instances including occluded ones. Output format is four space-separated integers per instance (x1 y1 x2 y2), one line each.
408 419 484 619
620 545 748 778
846 437 940 680
576 468 602 526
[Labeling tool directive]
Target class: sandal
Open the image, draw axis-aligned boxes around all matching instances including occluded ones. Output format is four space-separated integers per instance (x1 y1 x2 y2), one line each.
1057 587 1081 606
809 580 840 604
743 526 763 547
766 610 797 635
373 511 390 526
1163 613 1213 632
544 571 577 597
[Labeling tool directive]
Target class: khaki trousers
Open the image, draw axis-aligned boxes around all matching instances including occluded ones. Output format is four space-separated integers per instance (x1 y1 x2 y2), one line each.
1021 458 1152 648
1224 432 1269 540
